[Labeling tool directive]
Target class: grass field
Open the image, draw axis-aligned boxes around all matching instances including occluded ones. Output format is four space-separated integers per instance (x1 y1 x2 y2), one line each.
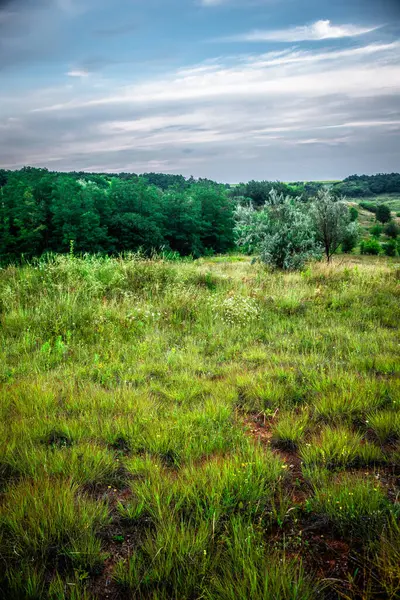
0 253 399 599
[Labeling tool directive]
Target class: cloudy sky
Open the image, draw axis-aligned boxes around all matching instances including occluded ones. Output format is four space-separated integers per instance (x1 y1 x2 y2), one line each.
1 0 400 181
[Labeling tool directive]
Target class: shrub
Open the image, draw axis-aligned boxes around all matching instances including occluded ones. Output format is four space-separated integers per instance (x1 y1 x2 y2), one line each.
360 201 378 213
341 221 360 253
376 204 391 224
360 239 381 255
382 240 397 257
371 224 383 238
210 294 259 326
384 220 399 239
349 206 358 221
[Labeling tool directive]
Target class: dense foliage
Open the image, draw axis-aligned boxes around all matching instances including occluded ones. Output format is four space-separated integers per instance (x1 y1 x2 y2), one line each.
0 168 235 261
334 173 400 197
235 189 357 269
1 168 399 265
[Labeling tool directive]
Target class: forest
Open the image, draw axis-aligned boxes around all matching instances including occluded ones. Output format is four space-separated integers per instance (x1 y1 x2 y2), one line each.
0 167 400 263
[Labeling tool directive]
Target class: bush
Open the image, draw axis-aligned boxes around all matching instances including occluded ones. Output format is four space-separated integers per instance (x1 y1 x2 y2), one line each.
360 201 378 213
360 239 381 255
382 240 397 257
341 222 360 253
349 206 358 222
376 204 391 224
371 224 383 238
234 190 321 270
384 220 399 239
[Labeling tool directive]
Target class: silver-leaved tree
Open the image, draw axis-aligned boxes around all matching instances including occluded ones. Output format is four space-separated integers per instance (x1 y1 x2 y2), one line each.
235 188 358 269
234 189 321 270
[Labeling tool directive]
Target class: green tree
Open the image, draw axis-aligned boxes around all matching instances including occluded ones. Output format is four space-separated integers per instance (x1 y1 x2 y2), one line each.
310 189 350 262
163 188 202 256
109 179 165 253
370 224 383 238
51 177 109 252
235 190 321 270
360 239 381 255
383 220 399 239
382 240 397 256
192 184 235 253
376 204 391 224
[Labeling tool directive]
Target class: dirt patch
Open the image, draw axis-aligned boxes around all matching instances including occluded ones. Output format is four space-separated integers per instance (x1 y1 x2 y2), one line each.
241 412 370 597
88 486 151 600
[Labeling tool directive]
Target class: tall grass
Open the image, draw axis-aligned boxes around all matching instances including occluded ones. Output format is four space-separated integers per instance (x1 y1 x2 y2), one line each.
0 253 399 597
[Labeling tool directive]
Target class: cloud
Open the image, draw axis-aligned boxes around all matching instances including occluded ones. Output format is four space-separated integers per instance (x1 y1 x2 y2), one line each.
0 0 84 70
29 41 400 113
67 69 90 77
1 38 400 180
224 19 380 42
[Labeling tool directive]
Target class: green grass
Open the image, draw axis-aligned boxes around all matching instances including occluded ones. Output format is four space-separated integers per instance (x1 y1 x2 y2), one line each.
306 473 396 538
358 194 400 213
0 252 399 598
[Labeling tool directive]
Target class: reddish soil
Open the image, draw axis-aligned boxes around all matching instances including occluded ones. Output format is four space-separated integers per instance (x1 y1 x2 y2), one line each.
241 412 372 598
88 486 146 600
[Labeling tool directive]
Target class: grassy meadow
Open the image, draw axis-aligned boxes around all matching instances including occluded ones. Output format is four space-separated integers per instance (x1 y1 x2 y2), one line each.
0 253 399 599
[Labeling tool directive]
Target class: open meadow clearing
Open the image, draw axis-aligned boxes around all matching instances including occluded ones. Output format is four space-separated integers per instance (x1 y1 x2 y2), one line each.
0 253 399 599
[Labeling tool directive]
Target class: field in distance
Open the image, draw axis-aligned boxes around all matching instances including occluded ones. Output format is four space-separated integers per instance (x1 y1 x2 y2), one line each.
0 253 399 599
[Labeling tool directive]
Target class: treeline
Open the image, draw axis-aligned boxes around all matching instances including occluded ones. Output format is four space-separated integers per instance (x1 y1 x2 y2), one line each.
1 167 399 263
333 173 400 197
0 168 325 262
0 168 235 262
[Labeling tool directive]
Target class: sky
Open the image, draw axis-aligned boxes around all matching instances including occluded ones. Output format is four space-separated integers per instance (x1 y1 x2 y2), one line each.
1 0 400 182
